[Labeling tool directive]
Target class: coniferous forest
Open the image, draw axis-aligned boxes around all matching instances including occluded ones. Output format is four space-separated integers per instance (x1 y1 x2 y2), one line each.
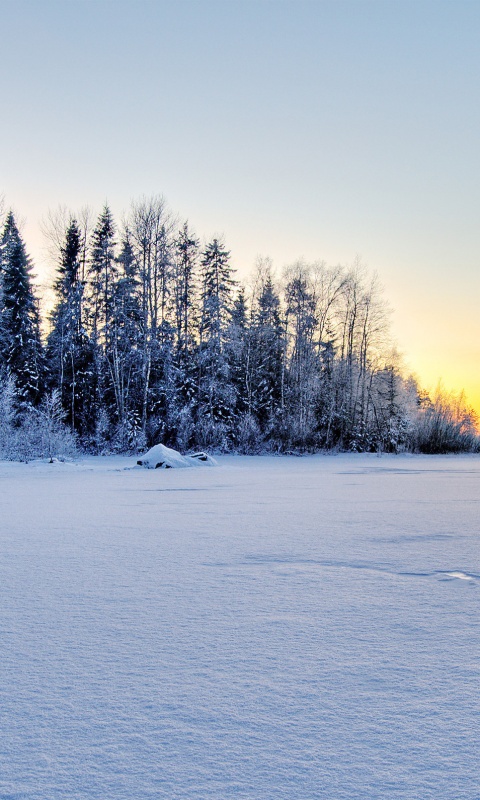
0 197 478 459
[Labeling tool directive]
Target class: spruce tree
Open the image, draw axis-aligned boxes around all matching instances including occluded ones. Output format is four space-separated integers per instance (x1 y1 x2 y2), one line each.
227 286 249 416
173 221 199 354
0 212 44 405
284 267 319 449
47 219 95 435
196 238 236 445
87 205 117 345
251 273 285 432
104 233 144 448
199 238 235 348
85 205 117 442
164 222 200 446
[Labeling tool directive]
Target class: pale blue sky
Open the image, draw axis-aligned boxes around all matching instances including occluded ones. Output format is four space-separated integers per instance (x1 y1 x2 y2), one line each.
1 0 479 407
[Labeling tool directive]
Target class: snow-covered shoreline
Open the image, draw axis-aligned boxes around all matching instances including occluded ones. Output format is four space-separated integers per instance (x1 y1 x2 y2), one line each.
2 448 480 469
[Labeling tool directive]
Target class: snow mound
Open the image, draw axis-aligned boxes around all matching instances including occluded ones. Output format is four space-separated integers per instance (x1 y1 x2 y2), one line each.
136 444 217 469
444 571 475 581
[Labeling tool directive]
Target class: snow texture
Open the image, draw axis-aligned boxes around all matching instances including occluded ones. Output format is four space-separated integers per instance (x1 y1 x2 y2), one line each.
0 453 479 799
136 443 217 469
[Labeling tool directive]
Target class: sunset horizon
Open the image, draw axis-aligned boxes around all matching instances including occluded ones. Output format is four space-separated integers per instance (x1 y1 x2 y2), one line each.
2 0 478 419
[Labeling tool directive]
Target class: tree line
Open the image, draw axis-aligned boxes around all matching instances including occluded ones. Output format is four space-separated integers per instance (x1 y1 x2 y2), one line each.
0 196 478 459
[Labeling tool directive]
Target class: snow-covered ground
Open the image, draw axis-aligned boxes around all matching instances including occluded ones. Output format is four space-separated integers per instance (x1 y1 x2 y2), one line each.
0 453 479 800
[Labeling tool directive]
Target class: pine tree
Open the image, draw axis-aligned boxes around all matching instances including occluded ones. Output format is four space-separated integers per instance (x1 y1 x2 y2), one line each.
0 212 44 405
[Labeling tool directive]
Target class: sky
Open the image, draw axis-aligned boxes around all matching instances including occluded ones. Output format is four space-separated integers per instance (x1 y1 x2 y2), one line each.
1 0 479 412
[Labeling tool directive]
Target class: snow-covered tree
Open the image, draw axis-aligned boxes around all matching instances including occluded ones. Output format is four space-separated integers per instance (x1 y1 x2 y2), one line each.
47 218 97 438
412 384 478 453
87 205 117 346
250 267 285 436
0 196 475 456
128 196 176 438
102 232 145 448
0 212 44 405
173 221 199 354
196 238 236 445
283 263 319 449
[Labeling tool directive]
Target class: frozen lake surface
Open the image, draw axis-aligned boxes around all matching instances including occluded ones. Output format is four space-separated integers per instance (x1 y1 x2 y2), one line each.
1 453 479 799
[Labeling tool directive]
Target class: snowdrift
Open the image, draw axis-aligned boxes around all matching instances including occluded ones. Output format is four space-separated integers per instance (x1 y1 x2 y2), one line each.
136 443 217 469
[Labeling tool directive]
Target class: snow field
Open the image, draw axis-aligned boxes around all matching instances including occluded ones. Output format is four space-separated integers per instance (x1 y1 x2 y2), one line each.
0 454 479 799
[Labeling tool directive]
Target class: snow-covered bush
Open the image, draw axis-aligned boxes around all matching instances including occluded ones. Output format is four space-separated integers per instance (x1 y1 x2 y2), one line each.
411 387 479 454
93 407 111 455
33 390 78 461
111 411 146 454
0 373 16 459
235 413 263 454
0 386 77 462
194 418 230 452
174 407 195 453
